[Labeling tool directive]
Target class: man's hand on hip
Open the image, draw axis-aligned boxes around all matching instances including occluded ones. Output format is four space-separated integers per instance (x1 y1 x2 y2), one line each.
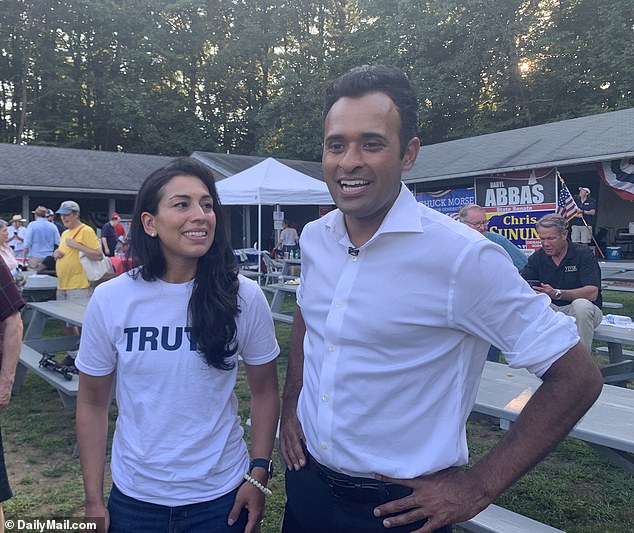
373 467 489 532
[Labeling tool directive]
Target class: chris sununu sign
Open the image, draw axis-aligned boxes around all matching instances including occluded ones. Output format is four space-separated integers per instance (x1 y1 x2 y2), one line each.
475 169 556 255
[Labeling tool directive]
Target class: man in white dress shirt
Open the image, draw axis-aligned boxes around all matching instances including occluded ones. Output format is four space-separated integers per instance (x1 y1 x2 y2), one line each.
279 65 602 533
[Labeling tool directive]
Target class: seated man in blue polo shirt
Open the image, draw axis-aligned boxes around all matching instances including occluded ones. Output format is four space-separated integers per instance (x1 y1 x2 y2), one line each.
522 213 602 350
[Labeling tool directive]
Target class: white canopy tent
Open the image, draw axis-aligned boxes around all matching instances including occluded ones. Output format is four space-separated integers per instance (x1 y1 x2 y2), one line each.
215 157 333 271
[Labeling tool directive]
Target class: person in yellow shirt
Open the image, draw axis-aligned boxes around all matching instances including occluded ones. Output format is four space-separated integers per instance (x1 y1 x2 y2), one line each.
53 200 102 344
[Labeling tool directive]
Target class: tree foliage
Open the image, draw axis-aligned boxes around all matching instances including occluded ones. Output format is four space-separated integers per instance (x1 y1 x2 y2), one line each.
0 0 631 157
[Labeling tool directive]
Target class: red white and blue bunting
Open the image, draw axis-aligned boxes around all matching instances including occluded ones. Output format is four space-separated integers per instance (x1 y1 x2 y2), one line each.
597 158 634 202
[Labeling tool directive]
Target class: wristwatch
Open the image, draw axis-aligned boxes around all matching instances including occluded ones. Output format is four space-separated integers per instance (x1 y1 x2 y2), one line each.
554 289 562 299
250 458 274 479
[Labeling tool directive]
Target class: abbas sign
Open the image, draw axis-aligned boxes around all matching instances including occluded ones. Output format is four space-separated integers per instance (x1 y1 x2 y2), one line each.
475 169 556 254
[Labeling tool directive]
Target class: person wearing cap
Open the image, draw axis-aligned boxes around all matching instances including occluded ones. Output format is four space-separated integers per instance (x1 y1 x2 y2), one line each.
47 209 66 236
113 212 127 242
570 186 596 245
23 205 60 270
100 213 121 257
6 215 26 258
53 200 102 321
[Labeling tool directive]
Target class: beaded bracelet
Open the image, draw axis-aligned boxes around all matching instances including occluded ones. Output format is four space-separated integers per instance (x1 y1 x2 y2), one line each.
243 473 272 496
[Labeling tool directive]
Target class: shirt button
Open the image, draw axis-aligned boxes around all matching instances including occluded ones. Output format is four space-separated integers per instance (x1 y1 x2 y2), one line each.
335 301 342 308
328 344 335 352
321 442 328 449
351 255 358 262
322 394 329 402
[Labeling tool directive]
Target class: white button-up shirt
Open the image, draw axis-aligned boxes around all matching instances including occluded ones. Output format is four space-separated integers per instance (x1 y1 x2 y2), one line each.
296 184 579 479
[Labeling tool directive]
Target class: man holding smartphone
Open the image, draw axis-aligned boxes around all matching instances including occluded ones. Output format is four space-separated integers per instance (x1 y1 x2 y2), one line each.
522 213 603 351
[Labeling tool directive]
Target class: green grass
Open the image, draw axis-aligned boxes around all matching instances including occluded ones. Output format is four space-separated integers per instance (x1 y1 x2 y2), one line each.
2 300 632 532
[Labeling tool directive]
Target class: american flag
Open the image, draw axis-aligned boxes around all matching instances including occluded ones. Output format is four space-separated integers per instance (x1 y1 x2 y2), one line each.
556 181 580 221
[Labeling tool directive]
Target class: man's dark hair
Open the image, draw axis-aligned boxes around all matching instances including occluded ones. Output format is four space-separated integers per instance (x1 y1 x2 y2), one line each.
322 65 419 158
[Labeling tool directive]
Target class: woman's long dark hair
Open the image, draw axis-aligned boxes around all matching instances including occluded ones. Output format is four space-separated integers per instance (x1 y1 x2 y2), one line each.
128 157 239 370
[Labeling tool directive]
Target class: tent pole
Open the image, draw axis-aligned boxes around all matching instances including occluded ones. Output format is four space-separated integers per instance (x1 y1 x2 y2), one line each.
275 204 282 250
258 202 262 278
245 206 251 249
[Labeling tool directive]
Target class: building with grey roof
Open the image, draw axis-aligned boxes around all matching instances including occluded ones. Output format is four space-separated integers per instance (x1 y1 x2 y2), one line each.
0 143 172 224
403 107 634 185
404 108 634 243
1 108 632 250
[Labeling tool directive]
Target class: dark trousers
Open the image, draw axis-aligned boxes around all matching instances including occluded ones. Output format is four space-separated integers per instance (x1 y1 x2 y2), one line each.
282 454 452 533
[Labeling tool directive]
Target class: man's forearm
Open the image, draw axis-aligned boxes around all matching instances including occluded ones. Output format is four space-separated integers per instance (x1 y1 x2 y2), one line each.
282 307 306 409
558 285 598 302
468 343 602 502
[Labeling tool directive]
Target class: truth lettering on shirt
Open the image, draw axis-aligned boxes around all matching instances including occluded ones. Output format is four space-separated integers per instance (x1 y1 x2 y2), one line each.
123 326 195 351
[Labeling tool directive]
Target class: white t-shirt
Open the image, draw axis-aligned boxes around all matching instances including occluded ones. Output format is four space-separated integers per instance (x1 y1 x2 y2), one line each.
76 273 279 506
296 184 579 479
280 227 299 246
7 225 26 254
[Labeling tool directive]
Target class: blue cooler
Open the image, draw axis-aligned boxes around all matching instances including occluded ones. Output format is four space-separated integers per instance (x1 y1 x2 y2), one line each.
606 246 622 260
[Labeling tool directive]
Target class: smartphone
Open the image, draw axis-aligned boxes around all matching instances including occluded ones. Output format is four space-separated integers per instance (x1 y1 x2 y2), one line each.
526 279 542 287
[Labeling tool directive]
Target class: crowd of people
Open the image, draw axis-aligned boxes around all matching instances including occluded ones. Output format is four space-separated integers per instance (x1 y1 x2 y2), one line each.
0 65 613 533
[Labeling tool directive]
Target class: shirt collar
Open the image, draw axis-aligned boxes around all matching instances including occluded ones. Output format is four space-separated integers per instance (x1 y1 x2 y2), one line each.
325 183 424 248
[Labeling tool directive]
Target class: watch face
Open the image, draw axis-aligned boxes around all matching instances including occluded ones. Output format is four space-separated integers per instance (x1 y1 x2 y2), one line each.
250 458 273 478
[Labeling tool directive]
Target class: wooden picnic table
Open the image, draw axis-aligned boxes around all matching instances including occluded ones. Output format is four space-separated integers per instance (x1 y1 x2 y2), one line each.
21 273 57 302
601 270 634 283
280 258 301 278
593 322 634 385
599 260 634 275
14 299 90 408
474 361 634 474
266 281 298 324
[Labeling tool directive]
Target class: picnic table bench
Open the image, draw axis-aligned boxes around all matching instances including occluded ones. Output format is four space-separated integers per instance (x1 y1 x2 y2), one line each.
14 344 78 408
474 361 634 474
13 299 89 408
593 322 634 385
601 282 634 293
457 505 564 532
265 282 298 324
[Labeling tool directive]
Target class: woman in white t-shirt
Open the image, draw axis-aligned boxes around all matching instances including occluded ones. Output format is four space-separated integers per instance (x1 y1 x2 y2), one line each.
277 220 299 256
76 158 280 533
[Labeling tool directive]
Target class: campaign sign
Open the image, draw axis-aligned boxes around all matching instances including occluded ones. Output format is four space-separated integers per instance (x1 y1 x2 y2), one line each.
415 188 475 217
475 169 556 212
487 209 551 251
476 169 556 252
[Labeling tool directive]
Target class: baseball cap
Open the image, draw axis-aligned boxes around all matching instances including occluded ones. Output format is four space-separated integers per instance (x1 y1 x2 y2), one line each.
579 187 590 194
56 200 80 214
111 212 120 218
46 209 55 217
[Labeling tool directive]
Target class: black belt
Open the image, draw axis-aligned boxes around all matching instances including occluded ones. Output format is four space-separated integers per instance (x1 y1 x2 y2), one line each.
306 453 412 504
